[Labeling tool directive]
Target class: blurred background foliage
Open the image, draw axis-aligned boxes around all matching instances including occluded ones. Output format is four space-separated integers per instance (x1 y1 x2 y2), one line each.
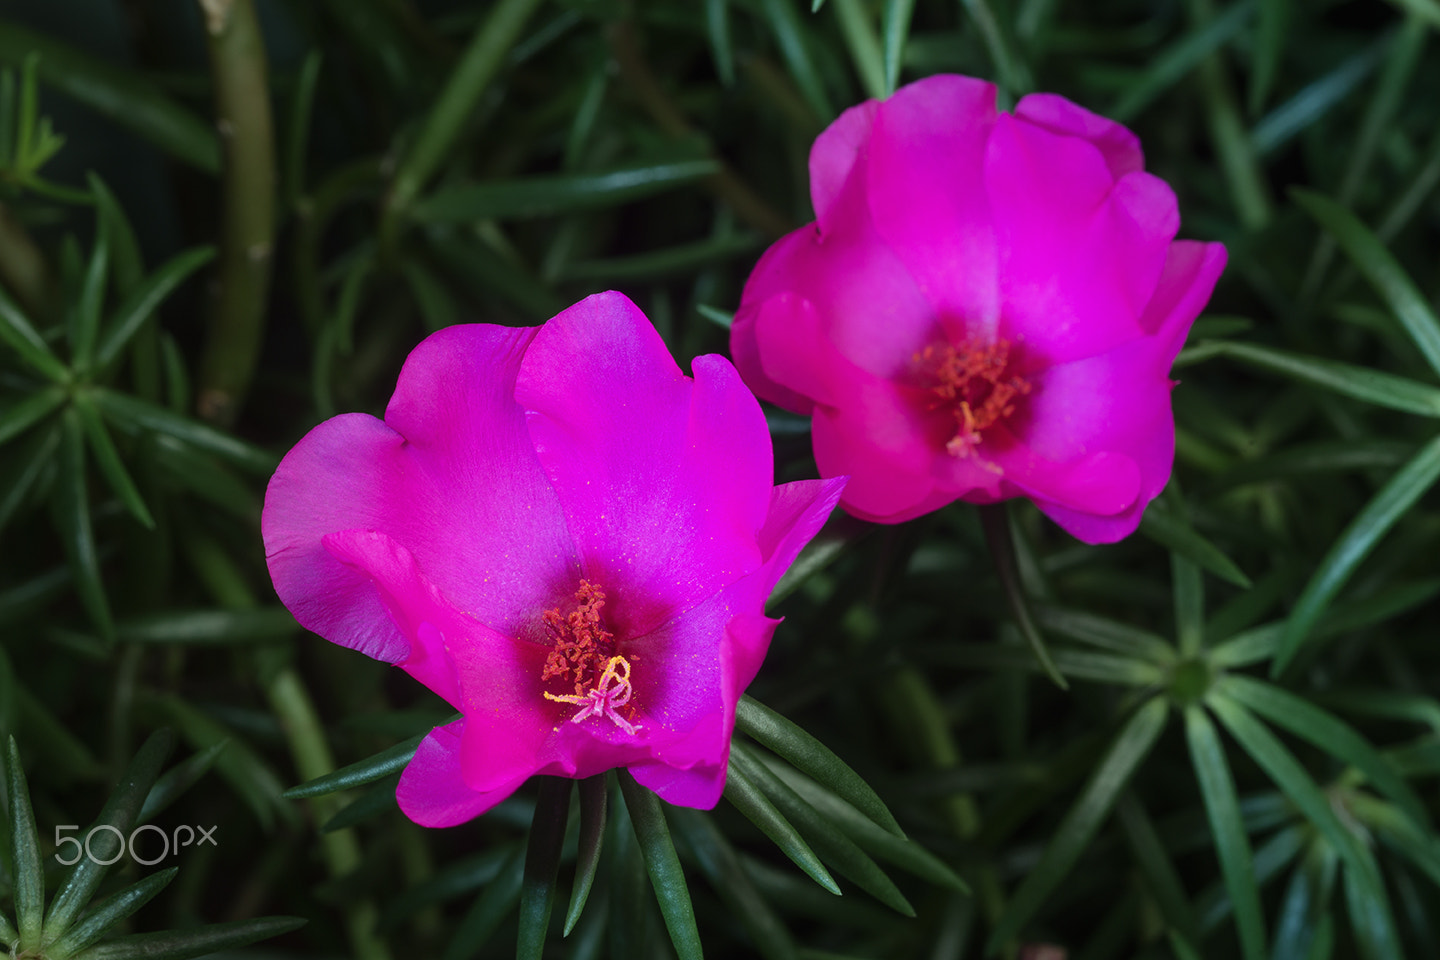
2 0 1440 958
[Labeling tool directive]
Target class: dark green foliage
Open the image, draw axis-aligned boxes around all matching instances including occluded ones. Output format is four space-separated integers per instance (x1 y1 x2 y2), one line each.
3 0 1440 958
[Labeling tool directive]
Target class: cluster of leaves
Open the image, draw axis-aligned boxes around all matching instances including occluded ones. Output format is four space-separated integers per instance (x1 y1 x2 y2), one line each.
1 0 1440 959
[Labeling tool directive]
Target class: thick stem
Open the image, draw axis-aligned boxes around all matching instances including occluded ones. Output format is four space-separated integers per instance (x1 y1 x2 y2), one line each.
195 0 276 426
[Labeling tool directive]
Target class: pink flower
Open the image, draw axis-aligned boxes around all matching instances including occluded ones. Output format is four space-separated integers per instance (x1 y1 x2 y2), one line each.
263 292 843 826
731 75 1226 543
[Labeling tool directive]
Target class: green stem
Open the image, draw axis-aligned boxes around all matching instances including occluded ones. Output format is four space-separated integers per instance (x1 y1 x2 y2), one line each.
195 0 276 426
268 667 391 960
381 0 544 247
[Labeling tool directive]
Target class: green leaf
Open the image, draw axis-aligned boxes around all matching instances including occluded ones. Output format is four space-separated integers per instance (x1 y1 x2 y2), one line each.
74 397 154 529
0 385 66 446
558 233 762 284
1251 38 1383 155
1219 675 1428 828
986 697 1168 953
319 773 400 833
117 608 298 646
1208 693 1397 934
93 247 215 372
723 757 839 894
1030 605 1174 662
670 808 800 960
57 408 113 641
980 503 1068 688
766 517 861 611
138 742 228 823
705 0 736 87
736 696 902 837
88 175 143 294
1209 340 1440 417
759 757 967 893
378 845 516 934
0 281 68 382
831 0 886 101
413 160 719 222
618 770 703 960
1117 793 1198 943
71 224 109 371
1272 843 1337 960
563 773 608 936
759 0 834 120
518 777 571 960
1110 0 1255 122
1342 852 1403 960
69 916 305 960
1293 187 1440 379
141 694 290 831
1140 503 1251 589
1173 553 1205 658
45 868 177 960
282 727 437 799
6 737 44 952
1184 705 1266 960
0 20 220 172
1247 0 1289 113
880 0 915 97
45 729 175 941
1214 438 1415 488
1273 433 1440 675
91 389 277 473
0 423 59 534
441 845 525 960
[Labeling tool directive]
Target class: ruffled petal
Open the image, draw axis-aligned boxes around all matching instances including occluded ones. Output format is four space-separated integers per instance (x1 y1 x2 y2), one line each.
810 371 941 522
732 233 823 415
517 292 772 640
986 114 1179 367
397 721 524 827
321 529 467 706
867 74 1001 335
1021 240 1226 542
810 99 879 229
1015 93 1144 178
447 623 558 794
263 324 581 667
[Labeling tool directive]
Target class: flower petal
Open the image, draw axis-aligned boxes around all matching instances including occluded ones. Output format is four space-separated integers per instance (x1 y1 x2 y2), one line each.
517 292 771 639
810 372 941 523
1024 240 1227 542
447 622 558 794
397 720 524 827
263 324 581 670
322 529 467 706
986 113 1178 367
1015 93 1144 178
810 99 879 230
866 74 1001 334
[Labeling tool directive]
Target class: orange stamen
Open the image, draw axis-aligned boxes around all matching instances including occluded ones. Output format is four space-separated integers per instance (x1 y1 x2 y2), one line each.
539 582 639 734
914 339 1030 457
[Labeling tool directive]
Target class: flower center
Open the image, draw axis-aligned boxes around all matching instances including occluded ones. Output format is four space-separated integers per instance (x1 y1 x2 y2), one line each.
539 580 639 734
914 339 1030 457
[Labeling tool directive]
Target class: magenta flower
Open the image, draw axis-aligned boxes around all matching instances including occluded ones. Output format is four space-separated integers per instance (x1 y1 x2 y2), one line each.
263 292 843 826
731 75 1226 543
